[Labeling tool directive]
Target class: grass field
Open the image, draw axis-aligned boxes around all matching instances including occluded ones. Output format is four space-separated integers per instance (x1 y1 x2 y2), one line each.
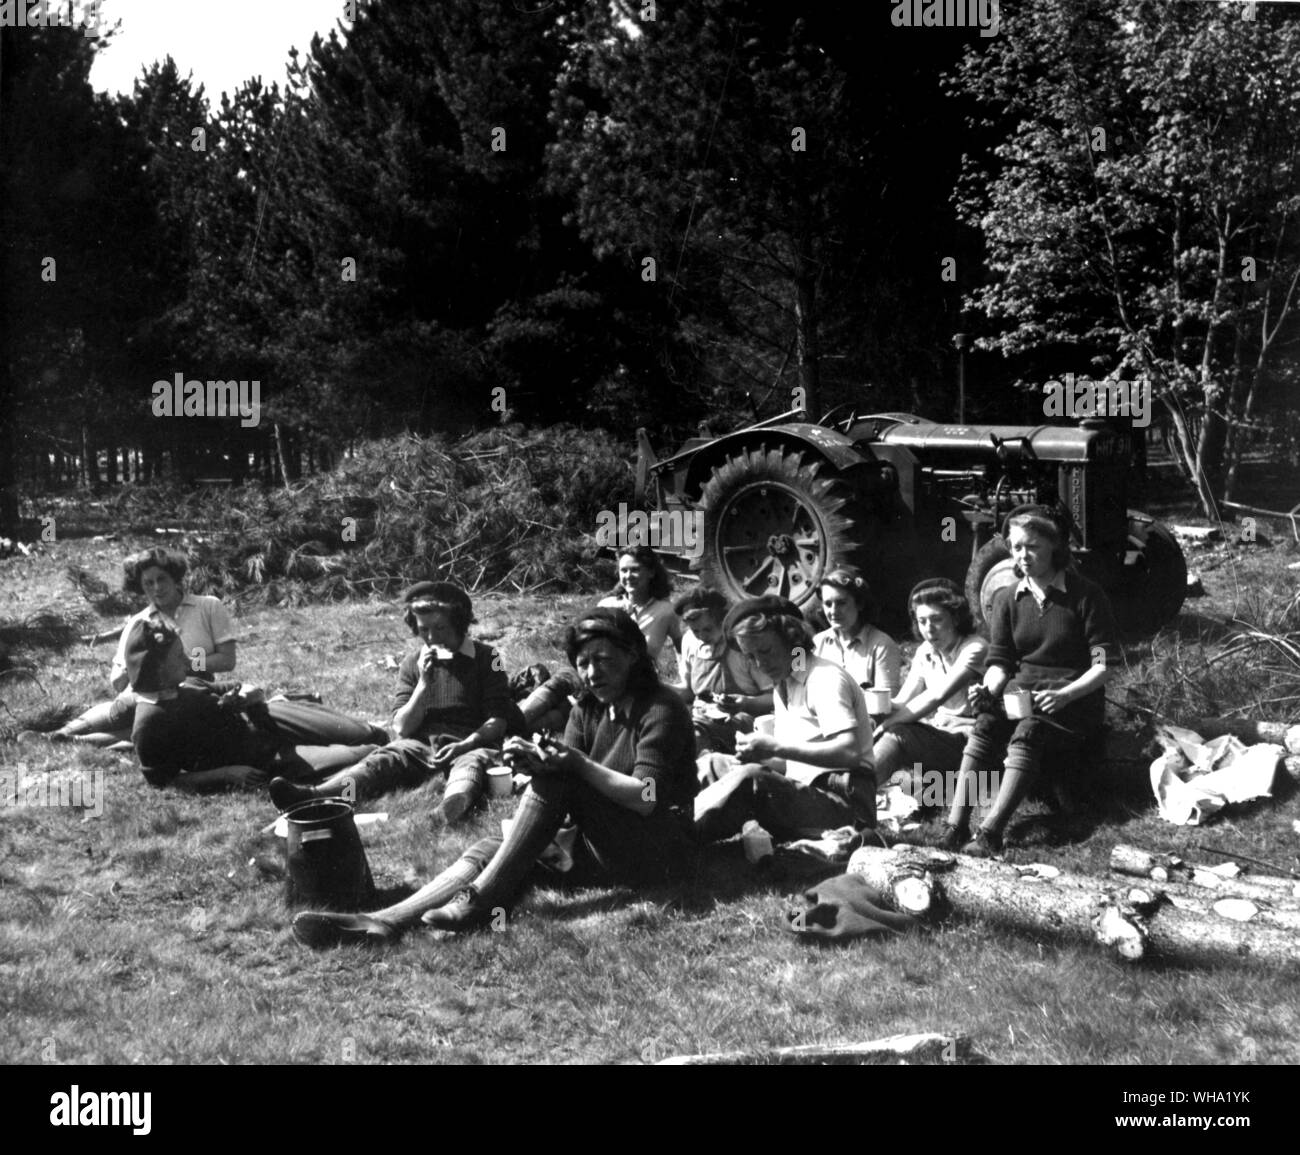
2 524 1299 1066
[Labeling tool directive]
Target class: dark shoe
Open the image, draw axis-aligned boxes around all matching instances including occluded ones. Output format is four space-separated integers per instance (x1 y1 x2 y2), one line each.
269 777 319 812
934 821 968 851
961 826 1003 859
292 911 399 949
438 790 473 825
420 888 497 932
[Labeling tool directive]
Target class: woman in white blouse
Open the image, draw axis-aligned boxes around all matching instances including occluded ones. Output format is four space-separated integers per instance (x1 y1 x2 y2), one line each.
871 578 987 789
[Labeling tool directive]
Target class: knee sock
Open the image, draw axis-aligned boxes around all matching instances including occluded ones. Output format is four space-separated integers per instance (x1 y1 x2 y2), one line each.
945 754 985 831
441 754 486 822
979 752 1038 836
468 787 566 909
372 844 494 928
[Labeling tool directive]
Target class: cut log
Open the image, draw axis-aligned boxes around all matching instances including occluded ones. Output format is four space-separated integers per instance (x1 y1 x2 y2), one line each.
848 845 1300 970
1184 717 1300 755
657 1032 972 1066
1110 845 1300 904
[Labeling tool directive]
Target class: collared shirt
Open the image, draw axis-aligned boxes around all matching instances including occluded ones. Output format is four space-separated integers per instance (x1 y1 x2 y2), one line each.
773 654 871 786
678 632 772 698
111 593 237 684
812 624 901 692
598 594 680 661
908 633 988 734
1014 569 1069 609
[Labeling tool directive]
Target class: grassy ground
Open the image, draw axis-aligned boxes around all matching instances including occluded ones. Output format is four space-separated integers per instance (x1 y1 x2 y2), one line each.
2 523 1299 1066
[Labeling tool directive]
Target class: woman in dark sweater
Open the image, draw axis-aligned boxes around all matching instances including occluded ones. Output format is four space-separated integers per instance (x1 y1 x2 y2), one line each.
292 608 699 947
940 506 1118 857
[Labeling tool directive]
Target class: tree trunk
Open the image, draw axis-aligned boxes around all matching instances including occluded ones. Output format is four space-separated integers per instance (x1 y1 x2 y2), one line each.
104 443 117 485
793 264 821 419
273 423 295 487
1109 845 1300 905
80 425 98 489
846 845 1300 970
1182 716 1300 754
1194 400 1227 520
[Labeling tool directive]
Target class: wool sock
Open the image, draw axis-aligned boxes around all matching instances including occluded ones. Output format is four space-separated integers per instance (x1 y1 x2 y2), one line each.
440 753 486 823
945 754 985 832
372 850 490 927
978 760 1037 837
468 787 566 909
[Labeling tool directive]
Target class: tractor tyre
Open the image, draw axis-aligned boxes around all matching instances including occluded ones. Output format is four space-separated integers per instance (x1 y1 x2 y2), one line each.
1107 515 1187 636
696 446 868 611
965 537 1017 628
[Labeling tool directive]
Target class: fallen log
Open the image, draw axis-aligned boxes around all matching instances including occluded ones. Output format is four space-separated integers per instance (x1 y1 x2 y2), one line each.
846 845 1300 970
657 1032 972 1066
1184 717 1300 755
1110 845 1300 902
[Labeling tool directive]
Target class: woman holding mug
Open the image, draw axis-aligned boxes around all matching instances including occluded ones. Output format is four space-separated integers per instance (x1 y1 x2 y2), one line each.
39 548 236 745
939 506 1118 857
291 608 698 947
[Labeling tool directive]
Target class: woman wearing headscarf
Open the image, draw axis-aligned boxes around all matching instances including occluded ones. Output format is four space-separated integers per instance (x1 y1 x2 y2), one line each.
291 607 698 947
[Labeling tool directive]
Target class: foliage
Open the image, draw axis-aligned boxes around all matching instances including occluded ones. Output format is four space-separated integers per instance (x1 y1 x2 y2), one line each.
104 425 632 604
950 0 1300 516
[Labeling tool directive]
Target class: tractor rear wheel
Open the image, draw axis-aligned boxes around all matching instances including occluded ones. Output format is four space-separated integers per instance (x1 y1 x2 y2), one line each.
1107 515 1187 636
697 446 867 610
965 537 1017 628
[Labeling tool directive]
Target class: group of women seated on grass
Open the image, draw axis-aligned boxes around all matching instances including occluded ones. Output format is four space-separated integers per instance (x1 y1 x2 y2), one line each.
48 504 1118 945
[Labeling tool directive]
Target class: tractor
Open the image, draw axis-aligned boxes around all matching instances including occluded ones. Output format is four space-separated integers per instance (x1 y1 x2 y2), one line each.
633 407 1186 637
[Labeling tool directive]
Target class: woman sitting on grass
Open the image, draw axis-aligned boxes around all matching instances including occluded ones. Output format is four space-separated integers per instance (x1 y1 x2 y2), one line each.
813 565 901 696
291 607 699 948
123 617 387 791
268 582 521 824
938 506 1118 857
872 579 987 790
599 545 682 665
34 548 237 746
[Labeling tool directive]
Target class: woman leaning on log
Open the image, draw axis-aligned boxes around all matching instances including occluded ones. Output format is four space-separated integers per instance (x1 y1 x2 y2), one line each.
938 505 1119 858
291 608 699 948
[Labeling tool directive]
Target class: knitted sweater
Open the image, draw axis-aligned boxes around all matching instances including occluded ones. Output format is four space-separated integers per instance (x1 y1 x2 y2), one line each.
986 569 1119 728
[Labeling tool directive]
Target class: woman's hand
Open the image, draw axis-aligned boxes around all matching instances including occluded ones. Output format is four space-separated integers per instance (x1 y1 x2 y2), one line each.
431 738 473 767
1032 688 1072 715
503 734 574 775
967 684 999 714
735 731 779 761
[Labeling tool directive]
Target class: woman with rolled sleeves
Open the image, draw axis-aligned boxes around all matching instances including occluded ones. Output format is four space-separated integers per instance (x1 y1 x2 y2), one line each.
812 566 901 698
939 506 1118 857
291 608 699 947
42 548 237 745
872 579 987 790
